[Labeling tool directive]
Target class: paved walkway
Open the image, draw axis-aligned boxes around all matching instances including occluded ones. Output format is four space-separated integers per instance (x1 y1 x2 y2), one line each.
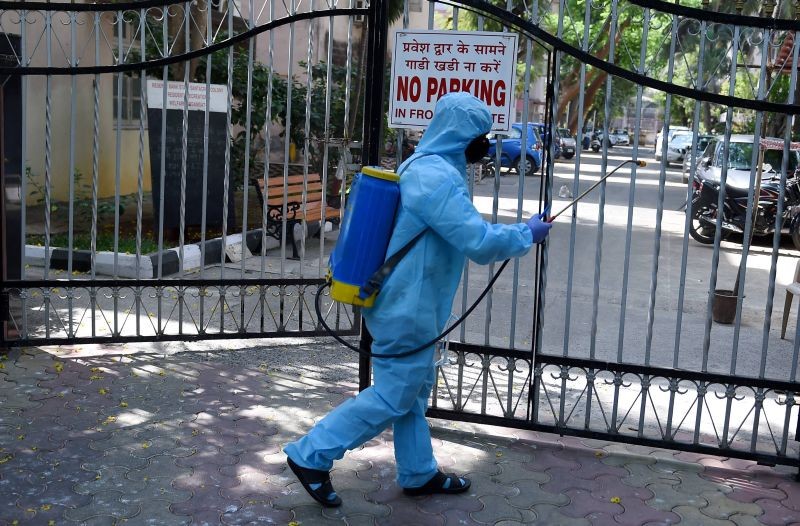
1 344 799 525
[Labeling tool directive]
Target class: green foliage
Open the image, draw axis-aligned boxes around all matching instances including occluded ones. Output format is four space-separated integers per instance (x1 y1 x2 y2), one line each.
26 167 134 227
194 44 357 188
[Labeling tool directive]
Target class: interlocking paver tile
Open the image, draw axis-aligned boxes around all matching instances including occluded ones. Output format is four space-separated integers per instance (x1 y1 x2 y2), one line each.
128 454 191 482
82 448 150 471
646 481 709 511
175 445 238 468
558 488 623 519
441 508 484 525
585 511 619 525
729 513 768 526
492 460 549 485
778 481 800 512
613 495 681 525
365 482 405 506
221 494 293 525
290 503 348 525
531 504 590 525
75 466 144 495
465 470 520 499
187 508 223 525
541 467 600 494
415 492 483 515
591 473 654 501
63 489 141 522
524 447 580 473
672 470 733 496
319 488 392 520
80 515 118 525
623 462 680 488
12 498 70 525
755 497 800 526
382 505 445 526
699 490 765 520
124 475 193 503
506 479 570 509
470 495 529 524
702 466 788 490
672 505 736 525
132 497 191 525
170 488 242 516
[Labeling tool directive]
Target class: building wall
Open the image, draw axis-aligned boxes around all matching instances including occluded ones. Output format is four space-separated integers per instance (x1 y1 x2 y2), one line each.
17 11 151 205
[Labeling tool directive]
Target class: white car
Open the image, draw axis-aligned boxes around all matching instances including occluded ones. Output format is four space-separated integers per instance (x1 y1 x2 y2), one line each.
664 132 693 164
610 129 630 146
654 125 691 161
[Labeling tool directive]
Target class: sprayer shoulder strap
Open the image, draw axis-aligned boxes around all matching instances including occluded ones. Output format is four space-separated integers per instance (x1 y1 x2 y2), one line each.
358 153 436 300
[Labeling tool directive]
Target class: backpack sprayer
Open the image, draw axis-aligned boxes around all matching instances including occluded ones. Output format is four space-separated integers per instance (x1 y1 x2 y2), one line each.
315 158 646 358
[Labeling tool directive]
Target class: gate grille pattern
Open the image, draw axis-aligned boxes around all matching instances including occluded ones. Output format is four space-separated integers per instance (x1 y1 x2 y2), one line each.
0 0 365 345
415 0 800 469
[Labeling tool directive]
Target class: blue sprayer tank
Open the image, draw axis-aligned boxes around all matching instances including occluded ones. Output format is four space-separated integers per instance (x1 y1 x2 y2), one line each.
329 166 400 307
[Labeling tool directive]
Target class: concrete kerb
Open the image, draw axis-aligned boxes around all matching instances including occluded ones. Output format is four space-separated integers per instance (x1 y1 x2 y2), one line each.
22 226 311 278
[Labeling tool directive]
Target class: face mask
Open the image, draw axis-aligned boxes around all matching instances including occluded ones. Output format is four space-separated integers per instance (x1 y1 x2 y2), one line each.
465 135 490 164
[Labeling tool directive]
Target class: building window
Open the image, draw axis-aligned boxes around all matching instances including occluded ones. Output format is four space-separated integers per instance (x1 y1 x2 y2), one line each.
112 17 142 128
113 75 142 127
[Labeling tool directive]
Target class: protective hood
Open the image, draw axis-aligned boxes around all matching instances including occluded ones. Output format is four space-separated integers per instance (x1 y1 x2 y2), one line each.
415 92 493 164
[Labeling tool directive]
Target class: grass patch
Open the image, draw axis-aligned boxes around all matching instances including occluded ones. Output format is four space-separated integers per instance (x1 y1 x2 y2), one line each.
28 233 161 254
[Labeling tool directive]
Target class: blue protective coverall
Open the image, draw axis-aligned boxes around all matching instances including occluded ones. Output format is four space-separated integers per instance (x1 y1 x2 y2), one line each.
284 92 534 488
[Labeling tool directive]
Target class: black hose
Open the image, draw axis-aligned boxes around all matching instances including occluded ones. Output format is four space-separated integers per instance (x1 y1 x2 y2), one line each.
315 259 510 359
316 157 641 359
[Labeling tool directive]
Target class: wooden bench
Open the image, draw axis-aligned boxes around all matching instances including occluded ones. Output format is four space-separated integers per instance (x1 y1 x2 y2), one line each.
252 173 341 258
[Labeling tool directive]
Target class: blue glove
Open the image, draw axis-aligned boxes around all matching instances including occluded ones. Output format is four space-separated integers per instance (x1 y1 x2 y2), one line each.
526 212 552 244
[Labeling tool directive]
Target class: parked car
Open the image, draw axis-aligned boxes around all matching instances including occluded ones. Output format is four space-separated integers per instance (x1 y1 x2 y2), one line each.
590 129 620 151
662 131 693 165
529 122 562 159
695 134 800 189
681 134 714 182
557 127 576 159
654 125 691 161
691 134 800 246
487 123 543 176
610 129 630 146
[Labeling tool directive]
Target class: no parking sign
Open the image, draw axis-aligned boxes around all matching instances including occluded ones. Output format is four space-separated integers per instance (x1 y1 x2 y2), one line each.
389 30 518 132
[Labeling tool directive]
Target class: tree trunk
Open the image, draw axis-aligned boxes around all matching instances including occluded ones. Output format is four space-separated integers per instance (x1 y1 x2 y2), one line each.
557 16 631 135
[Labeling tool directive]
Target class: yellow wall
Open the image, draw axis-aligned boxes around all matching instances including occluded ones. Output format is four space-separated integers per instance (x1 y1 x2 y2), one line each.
21 14 151 205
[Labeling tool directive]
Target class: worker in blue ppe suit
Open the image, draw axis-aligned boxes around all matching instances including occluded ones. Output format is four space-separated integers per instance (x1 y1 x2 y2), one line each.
284 92 552 507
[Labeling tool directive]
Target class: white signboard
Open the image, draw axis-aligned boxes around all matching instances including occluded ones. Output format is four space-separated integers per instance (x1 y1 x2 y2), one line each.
389 30 518 132
146 80 228 113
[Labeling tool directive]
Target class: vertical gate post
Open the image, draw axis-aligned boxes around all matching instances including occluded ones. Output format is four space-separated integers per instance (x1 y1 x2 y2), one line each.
357 0 390 391
0 82 5 347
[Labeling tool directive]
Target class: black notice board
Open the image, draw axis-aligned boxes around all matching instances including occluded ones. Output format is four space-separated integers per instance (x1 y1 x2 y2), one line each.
147 108 235 233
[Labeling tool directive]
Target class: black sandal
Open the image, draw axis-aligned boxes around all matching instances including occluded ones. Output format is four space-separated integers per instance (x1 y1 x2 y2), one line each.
402 471 471 496
287 457 343 507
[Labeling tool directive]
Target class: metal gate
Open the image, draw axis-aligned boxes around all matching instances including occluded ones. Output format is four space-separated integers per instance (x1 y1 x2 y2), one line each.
2 0 800 473
380 0 800 472
0 0 371 346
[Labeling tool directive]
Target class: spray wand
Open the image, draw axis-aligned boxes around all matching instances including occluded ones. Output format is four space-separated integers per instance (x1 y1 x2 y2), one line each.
316 158 645 359
546 159 646 222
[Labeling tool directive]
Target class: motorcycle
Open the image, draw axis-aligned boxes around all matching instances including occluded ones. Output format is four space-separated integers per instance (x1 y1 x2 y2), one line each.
475 155 496 183
689 169 800 249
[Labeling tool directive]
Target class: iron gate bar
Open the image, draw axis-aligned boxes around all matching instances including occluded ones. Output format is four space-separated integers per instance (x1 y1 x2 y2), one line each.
628 0 800 31
427 407 800 469
434 0 800 115
763 39 800 381
0 8 363 76
434 343 799 469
